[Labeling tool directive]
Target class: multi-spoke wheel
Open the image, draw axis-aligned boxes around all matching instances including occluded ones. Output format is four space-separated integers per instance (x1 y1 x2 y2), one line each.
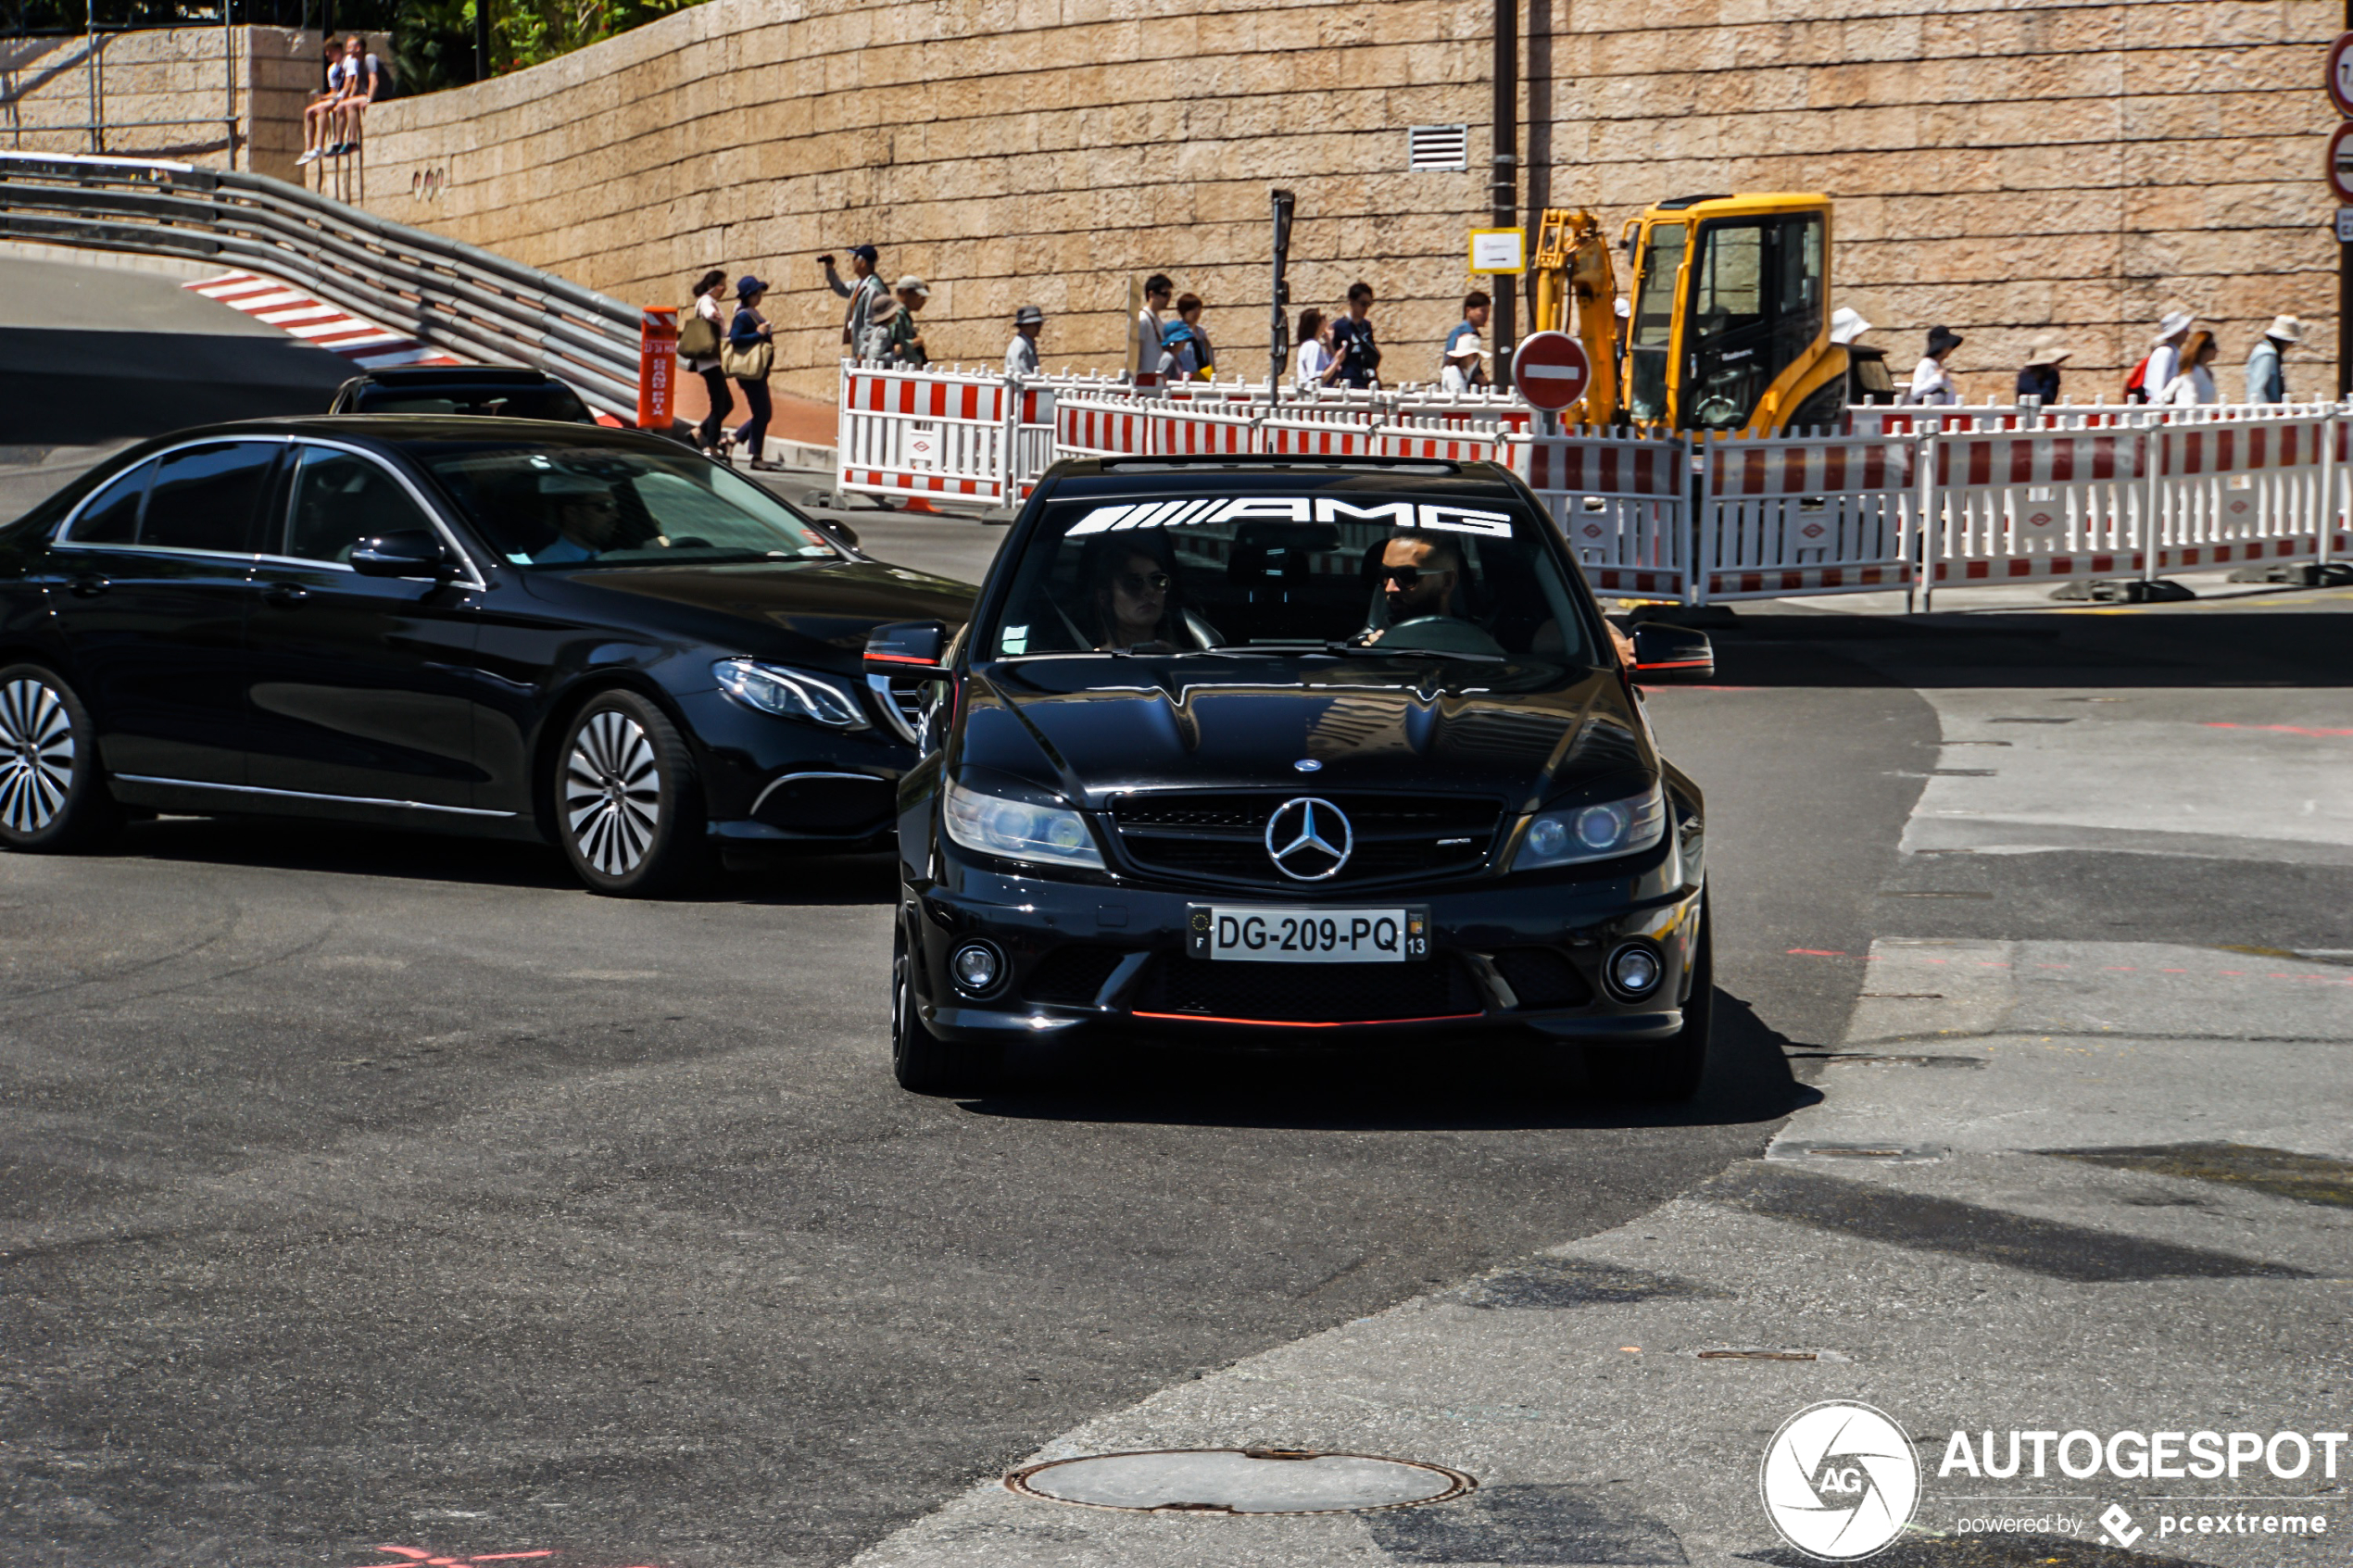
0 664 120 853
552 689 709 897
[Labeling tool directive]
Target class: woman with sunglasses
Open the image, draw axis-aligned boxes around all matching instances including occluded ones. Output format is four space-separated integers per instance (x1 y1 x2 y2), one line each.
1088 545 1177 651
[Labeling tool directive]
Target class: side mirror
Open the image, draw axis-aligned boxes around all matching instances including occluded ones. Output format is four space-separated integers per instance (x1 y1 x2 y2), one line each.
1631 623 1714 681
350 531 456 580
865 620 950 676
827 521 861 549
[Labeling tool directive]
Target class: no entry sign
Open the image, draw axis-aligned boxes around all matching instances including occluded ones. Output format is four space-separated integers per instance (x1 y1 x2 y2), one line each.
1512 331 1592 414
2332 123 2353 206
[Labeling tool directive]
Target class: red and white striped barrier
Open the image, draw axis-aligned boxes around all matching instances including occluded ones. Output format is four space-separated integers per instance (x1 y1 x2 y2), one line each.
1519 430 1691 598
185 269 463 371
1698 430 1917 599
837 364 1054 506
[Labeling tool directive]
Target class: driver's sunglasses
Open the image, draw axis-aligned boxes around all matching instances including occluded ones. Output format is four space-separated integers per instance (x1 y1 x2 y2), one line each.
1381 565 1448 587
1116 571 1170 594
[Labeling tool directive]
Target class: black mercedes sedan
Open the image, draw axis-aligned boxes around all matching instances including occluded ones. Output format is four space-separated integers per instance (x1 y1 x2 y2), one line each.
873 456 1717 1098
0 418 972 895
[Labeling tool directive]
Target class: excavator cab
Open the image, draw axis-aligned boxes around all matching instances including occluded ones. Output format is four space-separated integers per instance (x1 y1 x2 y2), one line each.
1621 194 1848 435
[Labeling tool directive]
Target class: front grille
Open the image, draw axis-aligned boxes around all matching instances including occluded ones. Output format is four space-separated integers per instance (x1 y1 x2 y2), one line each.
1136 955 1480 1024
1023 945 1130 1007
1111 791 1503 889
1491 947 1593 1010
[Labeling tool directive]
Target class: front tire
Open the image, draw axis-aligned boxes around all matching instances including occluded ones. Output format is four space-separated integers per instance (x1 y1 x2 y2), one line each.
0 664 120 853
553 689 711 897
892 919 996 1095
1591 900 1712 1102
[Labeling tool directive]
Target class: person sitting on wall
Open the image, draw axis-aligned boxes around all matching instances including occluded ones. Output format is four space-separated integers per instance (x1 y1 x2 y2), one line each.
296 40 347 167
329 36 380 157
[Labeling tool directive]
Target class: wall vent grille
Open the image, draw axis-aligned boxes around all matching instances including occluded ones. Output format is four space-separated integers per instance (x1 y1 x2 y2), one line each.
1408 124 1468 172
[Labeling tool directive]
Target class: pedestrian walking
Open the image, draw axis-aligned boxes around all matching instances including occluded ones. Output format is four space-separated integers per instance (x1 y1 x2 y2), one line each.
1162 294 1211 381
1007 305 1044 379
1441 290 1491 392
678 268 736 458
890 276 931 367
2128 310 2193 402
1901 326 1962 405
723 275 781 470
2160 330 2219 407
2246 315 2302 404
1136 274 1173 383
2015 338 2070 404
857 295 901 365
1293 308 1337 391
821 245 887 360
1330 282 1381 389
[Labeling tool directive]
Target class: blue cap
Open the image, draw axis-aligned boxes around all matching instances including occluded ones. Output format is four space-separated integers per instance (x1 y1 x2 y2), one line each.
849 244 879 264
736 275 768 297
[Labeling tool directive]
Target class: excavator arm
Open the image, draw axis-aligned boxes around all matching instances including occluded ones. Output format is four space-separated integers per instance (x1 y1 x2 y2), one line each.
1529 207 1620 426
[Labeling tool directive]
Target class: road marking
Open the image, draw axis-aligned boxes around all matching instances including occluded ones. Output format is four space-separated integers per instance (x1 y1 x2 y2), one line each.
182 270 462 370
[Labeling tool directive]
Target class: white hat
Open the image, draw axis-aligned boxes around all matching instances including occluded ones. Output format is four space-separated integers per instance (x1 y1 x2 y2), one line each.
2268 314 2305 345
2155 310 2194 341
2022 337 2073 368
1830 306 1871 345
1444 330 1484 361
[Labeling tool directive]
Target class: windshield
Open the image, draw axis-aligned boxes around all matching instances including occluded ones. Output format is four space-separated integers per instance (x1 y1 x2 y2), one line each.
982 483 1598 666
354 385 593 422
414 445 845 568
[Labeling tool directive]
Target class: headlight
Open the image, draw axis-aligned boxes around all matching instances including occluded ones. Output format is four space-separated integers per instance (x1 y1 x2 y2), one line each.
1514 784 1667 870
942 778 1103 870
713 659 868 730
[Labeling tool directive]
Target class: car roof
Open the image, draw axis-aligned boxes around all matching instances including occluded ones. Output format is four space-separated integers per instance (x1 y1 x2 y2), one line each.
121 415 681 455
1040 456 1526 499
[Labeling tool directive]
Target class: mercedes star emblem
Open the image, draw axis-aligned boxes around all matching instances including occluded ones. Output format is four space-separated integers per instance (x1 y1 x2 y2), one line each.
1265 797 1353 881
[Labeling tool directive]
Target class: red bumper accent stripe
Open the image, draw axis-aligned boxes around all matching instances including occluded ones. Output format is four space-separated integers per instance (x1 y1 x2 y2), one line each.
1129 1010 1484 1029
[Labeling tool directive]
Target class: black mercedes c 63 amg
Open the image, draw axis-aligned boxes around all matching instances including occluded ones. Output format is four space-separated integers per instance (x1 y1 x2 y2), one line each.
872 456 1716 1098
0 418 971 894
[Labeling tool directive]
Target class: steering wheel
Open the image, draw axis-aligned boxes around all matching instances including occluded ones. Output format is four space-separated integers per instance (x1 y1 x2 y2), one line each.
1378 616 1507 657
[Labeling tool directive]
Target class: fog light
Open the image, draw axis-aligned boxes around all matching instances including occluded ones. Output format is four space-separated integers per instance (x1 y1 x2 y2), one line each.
950 941 1003 995
1608 944 1662 998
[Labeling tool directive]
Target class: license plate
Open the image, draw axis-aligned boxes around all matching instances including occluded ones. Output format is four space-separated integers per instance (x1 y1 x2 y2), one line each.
1186 905 1428 963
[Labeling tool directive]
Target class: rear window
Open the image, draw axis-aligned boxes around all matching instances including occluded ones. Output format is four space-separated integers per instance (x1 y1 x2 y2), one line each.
983 484 1598 667
350 383 593 422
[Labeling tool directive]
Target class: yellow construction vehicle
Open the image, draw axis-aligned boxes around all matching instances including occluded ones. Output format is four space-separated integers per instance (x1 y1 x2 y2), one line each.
1529 194 1849 435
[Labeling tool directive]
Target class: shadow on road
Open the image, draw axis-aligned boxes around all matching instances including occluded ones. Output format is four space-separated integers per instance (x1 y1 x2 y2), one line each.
0 327 353 445
959 984 1820 1134
1710 602 2353 688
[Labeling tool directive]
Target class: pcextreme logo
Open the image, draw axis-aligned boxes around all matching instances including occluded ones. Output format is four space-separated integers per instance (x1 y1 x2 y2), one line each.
1760 1400 1923 1561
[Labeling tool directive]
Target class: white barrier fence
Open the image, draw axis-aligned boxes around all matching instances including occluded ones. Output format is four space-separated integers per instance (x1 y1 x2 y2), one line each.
836 364 2348 603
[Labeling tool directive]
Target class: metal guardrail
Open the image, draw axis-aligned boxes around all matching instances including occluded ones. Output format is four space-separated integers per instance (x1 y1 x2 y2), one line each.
0 150 645 416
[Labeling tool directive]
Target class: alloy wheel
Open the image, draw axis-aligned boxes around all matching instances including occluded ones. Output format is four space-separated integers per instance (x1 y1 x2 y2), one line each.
0 677 74 835
563 709 662 878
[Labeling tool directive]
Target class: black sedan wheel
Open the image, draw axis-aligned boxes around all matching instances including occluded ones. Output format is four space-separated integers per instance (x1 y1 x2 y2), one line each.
554 690 710 897
892 919 996 1095
0 664 120 853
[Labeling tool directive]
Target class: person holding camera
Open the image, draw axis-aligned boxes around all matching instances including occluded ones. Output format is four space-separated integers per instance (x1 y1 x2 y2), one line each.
1329 282 1382 389
820 245 887 360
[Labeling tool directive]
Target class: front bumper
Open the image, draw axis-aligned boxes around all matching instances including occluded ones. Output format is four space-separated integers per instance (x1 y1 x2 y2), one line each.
673 687 912 846
905 858 1704 1046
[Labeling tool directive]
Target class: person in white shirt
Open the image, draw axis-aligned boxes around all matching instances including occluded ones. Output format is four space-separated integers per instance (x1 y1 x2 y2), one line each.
2159 330 2218 406
1006 305 1044 378
683 269 735 458
2141 310 2193 402
1903 325 1962 405
1292 308 1336 391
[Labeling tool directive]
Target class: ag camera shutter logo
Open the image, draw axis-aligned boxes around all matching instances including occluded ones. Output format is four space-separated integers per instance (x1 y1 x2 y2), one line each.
1760 1400 1921 1560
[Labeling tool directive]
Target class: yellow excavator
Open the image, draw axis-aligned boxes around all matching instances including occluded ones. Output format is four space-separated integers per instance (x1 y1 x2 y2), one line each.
1529 194 1853 435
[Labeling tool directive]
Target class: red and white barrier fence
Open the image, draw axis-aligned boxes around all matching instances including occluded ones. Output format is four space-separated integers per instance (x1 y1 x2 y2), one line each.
836 364 2347 603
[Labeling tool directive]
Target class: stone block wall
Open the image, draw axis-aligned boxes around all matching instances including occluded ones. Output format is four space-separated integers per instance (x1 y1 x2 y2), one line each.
1 27 328 181
352 0 2343 407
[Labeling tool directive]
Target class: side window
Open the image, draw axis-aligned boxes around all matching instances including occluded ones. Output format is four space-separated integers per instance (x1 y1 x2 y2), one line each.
69 459 157 545
282 446 434 564
142 442 278 553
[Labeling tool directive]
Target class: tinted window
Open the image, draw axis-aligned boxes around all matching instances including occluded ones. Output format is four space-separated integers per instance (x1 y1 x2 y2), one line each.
415 444 841 568
351 384 593 421
983 487 1596 667
141 442 276 553
69 459 156 545
283 446 434 563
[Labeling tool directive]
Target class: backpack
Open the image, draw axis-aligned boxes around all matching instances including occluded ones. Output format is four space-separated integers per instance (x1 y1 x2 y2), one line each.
2122 354 2151 403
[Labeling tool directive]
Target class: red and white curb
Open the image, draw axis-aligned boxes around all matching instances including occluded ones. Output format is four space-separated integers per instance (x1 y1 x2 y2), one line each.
182 270 463 370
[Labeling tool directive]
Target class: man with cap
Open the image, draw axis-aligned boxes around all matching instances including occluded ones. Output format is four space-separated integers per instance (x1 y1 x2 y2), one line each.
2140 310 2193 402
2016 336 2071 404
1904 326 1963 405
1007 306 1044 379
820 245 887 358
2246 315 2303 405
890 276 931 367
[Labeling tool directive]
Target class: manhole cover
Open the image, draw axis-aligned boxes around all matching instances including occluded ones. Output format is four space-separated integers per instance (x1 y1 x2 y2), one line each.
1007 1448 1475 1514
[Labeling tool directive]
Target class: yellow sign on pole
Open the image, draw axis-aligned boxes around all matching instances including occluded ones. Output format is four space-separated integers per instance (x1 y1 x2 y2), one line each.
1468 227 1527 275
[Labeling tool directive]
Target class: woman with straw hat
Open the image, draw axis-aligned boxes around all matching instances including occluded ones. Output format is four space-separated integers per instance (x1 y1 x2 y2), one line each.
2016 338 2071 404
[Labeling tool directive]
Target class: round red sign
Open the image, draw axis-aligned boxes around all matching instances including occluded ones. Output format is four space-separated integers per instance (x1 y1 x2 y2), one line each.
2330 31 2353 119
1511 331 1593 414
2330 121 2353 205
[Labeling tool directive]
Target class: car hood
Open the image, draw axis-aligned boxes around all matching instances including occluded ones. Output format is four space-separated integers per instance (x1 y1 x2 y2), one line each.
960 656 1654 813
524 558 974 670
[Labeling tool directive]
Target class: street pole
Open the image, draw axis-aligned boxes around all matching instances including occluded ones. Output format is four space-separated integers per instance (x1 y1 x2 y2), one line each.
1491 0 1518 393
1270 188 1295 409
2344 0 2351 398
